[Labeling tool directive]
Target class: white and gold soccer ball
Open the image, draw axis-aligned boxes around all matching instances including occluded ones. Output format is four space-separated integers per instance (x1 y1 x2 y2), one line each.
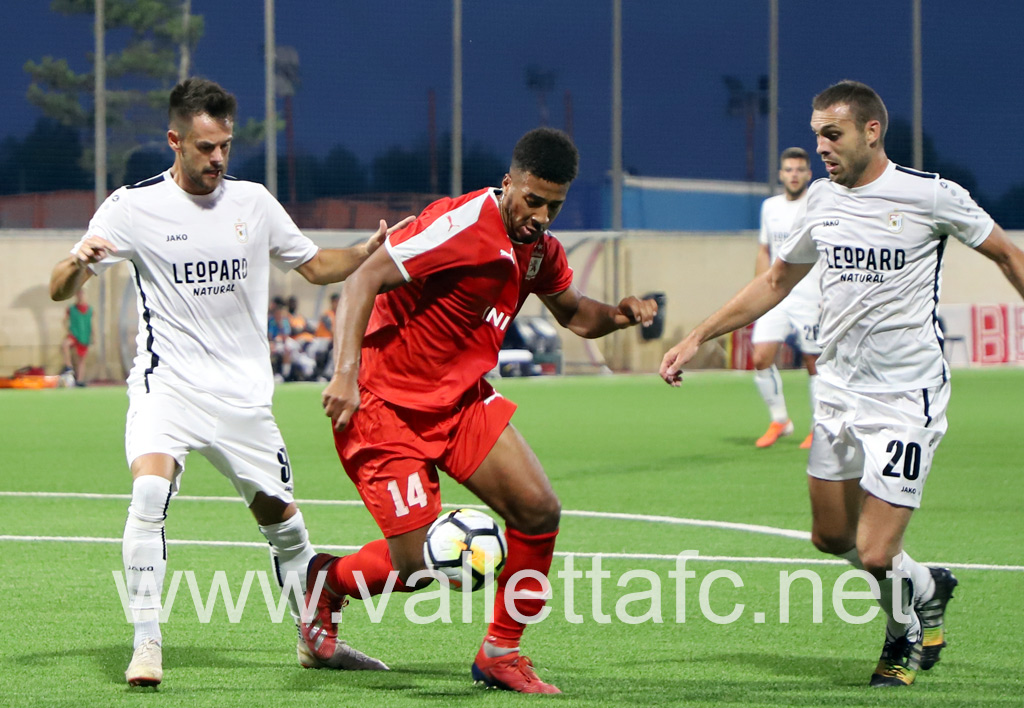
423 508 507 591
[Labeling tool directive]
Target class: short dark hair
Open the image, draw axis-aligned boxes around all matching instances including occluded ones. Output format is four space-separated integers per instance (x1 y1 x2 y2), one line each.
511 128 579 185
169 78 237 132
780 147 810 164
813 80 888 141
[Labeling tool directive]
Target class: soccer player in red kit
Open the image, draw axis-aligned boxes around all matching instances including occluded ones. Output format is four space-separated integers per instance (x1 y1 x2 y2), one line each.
304 128 658 693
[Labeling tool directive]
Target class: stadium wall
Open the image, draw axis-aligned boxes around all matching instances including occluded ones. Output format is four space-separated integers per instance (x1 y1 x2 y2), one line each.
3 229 1023 380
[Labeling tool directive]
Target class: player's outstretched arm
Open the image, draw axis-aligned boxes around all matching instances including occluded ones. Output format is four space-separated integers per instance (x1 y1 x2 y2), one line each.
49 235 117 301
297 217 414 285
754 244 771 277
539 285 658 339
659 258 811 386
321 245 406 430
974 224 1024 300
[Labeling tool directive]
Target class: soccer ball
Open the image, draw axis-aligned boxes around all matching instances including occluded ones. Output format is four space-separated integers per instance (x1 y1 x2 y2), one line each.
423 508 507 591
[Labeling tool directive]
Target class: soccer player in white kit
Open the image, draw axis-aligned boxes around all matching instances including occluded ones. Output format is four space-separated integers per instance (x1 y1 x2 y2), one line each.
661 81 1024 687
49 79 410 687
751 147 822 449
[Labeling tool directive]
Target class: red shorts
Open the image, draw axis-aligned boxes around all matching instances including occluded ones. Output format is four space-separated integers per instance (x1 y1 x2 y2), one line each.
333 379 517 537
67 337 88 360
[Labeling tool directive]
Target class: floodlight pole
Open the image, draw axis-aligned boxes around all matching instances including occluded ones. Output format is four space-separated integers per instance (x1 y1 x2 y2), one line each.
94 0 109 380
767 0 779 192
179 0 191 82
451 0 463 196
610 0 623 231
265 0 277 197
912 0 923 170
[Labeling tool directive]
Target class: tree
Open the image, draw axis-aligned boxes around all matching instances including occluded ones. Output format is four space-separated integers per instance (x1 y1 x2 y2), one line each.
235 149 321 203
24 0 203 189
0 118 91 195
315 146 368 197
885 117 982 203
372 135 505 195
990 184 1024 229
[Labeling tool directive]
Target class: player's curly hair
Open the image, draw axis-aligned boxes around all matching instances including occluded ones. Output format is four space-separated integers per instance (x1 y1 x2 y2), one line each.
511 128 579 185
169 78 237 131
813 80 888 142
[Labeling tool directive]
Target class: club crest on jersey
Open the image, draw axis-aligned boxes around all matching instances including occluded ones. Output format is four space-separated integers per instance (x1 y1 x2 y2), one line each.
525 240 544 280
234 221 249 243
887 212 904 233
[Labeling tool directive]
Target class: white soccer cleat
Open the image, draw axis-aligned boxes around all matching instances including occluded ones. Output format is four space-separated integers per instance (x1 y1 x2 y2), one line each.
126 639 163 687
297 638 389 671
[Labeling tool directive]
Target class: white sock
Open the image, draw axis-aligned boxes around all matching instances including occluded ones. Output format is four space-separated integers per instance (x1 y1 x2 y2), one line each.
259 510 317 625
754 365 788 422
123 475 172 649
878 552 922 642
900 551 936 605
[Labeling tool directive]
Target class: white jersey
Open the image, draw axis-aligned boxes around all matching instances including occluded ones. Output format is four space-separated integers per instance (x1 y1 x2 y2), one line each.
779 161 994 393
759 191 822 305
74 171 319 407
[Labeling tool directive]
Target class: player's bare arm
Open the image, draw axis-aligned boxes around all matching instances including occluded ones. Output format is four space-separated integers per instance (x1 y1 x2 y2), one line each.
49 235 117 301
660 258 812 386
754 243 771 277
974 224 1024 299
321 244 407 430
296 216 414 285
539 285 657 339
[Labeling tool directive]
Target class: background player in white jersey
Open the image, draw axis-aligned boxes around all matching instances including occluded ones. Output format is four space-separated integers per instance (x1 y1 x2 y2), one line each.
751 147 821 449
661 81 1024 687
49 78 410 687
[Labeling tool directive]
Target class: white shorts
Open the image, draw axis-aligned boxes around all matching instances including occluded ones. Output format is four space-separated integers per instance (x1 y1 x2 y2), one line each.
125 385 295 505
807 379 949 508
751 295 822 355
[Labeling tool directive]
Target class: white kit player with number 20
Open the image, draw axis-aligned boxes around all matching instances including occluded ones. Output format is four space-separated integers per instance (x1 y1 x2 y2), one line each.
662 81 1024 688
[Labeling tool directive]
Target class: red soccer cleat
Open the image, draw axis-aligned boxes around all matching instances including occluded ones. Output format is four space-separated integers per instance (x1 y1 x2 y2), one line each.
471 644 561 694
300 553 346 662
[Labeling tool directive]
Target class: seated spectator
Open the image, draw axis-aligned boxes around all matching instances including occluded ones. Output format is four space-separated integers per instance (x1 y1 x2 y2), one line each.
309 292 339 380
268 297 293 381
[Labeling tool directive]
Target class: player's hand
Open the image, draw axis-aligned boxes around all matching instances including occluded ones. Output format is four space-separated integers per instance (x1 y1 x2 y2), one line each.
321 372 361 430
364 216 415 257
659 334 700 387
616 296 658 328
73 235 117 266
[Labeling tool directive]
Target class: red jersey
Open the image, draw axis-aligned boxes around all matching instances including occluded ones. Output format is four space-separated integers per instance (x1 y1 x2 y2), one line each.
361 188 573 412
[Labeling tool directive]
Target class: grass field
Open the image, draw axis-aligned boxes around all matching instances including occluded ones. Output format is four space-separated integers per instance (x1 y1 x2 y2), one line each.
2 369 1022 707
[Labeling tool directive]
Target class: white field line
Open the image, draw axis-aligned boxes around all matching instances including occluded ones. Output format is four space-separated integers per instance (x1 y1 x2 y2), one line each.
0 490 810 540
0 534 1019 572
1 491 1021 573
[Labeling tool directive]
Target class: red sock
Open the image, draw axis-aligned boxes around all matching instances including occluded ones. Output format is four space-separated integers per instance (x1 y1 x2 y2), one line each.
487 527 558 646
325 539 412 598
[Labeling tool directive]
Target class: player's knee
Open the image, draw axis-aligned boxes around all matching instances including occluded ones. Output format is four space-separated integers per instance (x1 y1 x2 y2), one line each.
857 547 896 578
506 492 561 535
810 529 853 557
392 554 431 588
752 351 774 370
128 475 172 525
